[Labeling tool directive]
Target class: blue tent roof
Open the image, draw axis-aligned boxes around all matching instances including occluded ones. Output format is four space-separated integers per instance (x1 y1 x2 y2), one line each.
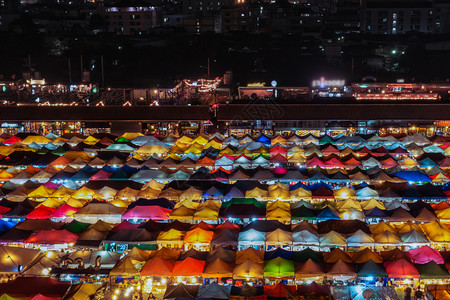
394 170 431 183
264 247 294 260
364 207 388 219
315 206 340 220
418 157 438 169
255 134 271 145
0 219 16 232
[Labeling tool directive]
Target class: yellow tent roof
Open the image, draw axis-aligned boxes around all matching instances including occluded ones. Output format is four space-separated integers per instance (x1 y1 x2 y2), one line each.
28 185 56 199
136 187 160 199
271 135 287 145
267 200 291 211
361 198 386 210
265 228 292 245
52 137 68 144
236 247 265 264
374 231 401 244
319 231 347 247
0 170 14 180
337 198 362 211
63 152 93 161
268 186 290 200
176 136 193 145
82 136 100 145
184 145 203 155
233 260 264 279
110 257 140 276
72 186 96 200
334 186 356 200
115 187 139 201
432 173 450 183
193 206 219 221
51 186 76 199
179 187 203 201
245 187 268 199
174 199 199 210
21 136 51 145
157 229 185 242
136 145 168 156
94 186 118 201
289 187 312 199
204 140 222 149
120 132 144 140
192 135 209 145
394 222 423 234
369 221 396 234
109 199 130 208
399 158 419 168
66 197 88 208
40 197 65 209
183 227 214 244
0 146 15 156
169 206 195 220
142 179 165 191
266 207 291 221
437 208 450 220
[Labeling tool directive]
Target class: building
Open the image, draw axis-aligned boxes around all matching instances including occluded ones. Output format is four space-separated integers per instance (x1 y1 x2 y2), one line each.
102 1 160 35
362 0 435 34
183 15 221 34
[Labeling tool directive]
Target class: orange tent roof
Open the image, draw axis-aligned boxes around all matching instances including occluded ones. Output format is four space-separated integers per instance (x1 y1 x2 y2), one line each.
172 257 205 277
183 227 214 244
140 257 174 277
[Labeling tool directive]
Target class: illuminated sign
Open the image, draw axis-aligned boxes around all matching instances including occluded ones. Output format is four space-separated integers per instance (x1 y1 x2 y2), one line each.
247 82 266 87
1 123 18 128
312 78 345 88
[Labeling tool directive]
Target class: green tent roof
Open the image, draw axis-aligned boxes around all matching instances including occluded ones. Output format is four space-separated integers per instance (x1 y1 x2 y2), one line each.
293 248 323 263
64 220 91 233
264 257 294 278
221 198 266 209
416 261 450 279
357 259 388 278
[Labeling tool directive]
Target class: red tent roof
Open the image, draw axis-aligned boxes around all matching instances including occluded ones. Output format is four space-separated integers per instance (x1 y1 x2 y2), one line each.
50 204 79 218
306 157 326 168
0 277 70 297
27 205 57 220
384 258 420 278
122 206 171 220
112 220 140 232
409 246 444 264
140 257 174 277
172 257 206 277
264 282 297 297
24 229 78 244
3 136 22 145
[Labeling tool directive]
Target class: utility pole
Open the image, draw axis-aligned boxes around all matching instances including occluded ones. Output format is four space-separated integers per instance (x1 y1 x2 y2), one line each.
207 57 210 79
68 57 72 83
80 55 83 82
101 55 105 87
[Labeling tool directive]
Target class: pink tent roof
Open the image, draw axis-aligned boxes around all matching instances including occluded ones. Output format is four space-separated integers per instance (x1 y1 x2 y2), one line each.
43 181 61 189
3 136 22 145
122 206 172 220
409 246 444 264
384 258 420 278
24 229 78 244
324 158 344 168
50 204 80 218
306 157 326 168
89 170 112 181
112 220 140 232
27 206 57 219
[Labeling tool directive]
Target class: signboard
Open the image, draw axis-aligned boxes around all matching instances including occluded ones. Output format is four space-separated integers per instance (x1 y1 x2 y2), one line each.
312 78 345 88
